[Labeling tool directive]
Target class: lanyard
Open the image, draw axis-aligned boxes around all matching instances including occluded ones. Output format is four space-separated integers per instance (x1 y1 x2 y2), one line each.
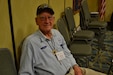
46 38 57 54
46 38 62 64
40 31 62 64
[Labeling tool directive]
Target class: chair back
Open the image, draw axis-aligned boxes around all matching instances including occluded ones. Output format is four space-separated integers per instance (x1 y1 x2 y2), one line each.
80 8 88 30
81 0 91 24
64 7 77 38
0 48 17 75
57 16 71 46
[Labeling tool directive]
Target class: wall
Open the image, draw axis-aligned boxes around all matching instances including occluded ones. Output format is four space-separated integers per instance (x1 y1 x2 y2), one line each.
105 0 113 21
0 0 13 54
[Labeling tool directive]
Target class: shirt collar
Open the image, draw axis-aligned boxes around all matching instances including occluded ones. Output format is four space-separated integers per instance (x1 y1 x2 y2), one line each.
38 29 56 42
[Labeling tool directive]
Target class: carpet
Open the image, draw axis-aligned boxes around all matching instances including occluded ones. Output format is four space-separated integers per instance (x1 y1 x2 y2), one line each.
76 31 113 75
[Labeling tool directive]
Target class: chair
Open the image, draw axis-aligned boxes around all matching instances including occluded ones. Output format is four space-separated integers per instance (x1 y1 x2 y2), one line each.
80 0 107 50
64 7 95 44
108 12 113 30
80 0 107 32
57 17 92 67
0 48 17 75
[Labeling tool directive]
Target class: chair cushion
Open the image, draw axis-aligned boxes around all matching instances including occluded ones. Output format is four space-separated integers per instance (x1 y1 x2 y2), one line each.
69 43 92 56
89 21 107 28
74 30 95 39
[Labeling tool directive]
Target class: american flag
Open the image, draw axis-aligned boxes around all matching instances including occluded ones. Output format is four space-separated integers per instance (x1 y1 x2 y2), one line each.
98 0 106 21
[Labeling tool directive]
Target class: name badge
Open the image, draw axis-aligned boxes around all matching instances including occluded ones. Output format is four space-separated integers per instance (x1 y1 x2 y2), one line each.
56 51 65 61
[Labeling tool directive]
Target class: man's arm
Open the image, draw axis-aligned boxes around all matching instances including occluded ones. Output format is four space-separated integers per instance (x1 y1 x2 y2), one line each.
18 40 35 75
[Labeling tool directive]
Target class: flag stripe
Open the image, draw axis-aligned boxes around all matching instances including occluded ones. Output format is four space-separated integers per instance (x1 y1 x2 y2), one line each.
99 0 106 21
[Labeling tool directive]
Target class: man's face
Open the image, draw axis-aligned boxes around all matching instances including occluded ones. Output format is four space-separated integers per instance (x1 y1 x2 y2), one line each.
35 12 55 33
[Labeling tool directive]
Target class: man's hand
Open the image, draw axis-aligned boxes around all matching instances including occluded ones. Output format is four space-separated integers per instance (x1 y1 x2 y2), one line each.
73 65 83 75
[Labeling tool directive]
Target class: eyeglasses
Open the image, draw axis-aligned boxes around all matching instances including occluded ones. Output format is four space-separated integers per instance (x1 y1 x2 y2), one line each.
38 16 54 21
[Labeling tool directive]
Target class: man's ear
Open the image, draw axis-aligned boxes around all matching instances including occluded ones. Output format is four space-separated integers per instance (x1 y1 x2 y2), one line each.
35 17 38 25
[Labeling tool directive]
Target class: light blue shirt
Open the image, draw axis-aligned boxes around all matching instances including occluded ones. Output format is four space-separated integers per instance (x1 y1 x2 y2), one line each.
19 29 77 75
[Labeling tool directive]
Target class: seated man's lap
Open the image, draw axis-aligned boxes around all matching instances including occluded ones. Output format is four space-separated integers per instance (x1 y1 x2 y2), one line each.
81 67 107 75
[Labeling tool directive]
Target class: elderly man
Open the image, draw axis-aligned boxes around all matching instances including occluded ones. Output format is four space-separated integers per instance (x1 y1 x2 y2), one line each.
18 3 106 75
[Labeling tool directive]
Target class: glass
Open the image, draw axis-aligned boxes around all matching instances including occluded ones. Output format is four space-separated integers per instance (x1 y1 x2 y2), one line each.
39 16 54 21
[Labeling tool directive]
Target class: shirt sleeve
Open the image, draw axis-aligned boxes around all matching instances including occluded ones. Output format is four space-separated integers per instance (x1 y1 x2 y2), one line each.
18 39 35 75
63 41 78 67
